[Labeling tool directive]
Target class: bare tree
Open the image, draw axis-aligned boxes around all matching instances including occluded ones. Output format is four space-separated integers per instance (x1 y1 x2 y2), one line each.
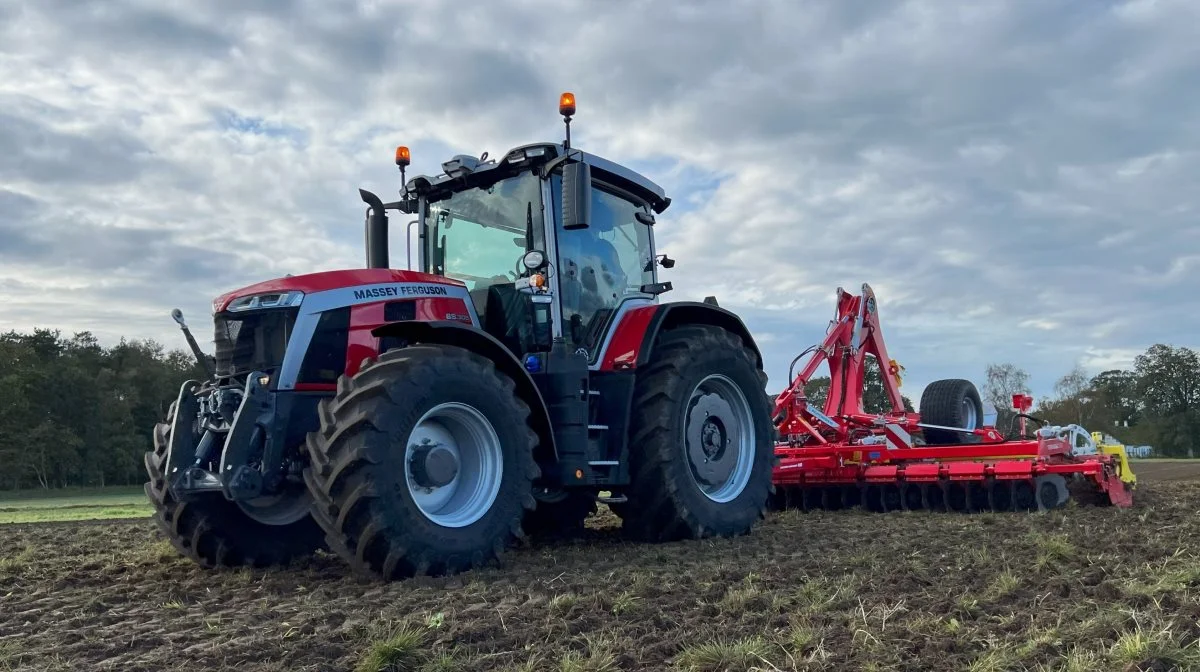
983 363 1032 436
983 363 1032 410
1054 364 1090 426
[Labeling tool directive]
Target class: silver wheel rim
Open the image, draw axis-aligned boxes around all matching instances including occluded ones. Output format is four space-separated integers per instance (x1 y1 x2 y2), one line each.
238 486 312 526
683 374 756 503
961 398 978 430
405 402 504 528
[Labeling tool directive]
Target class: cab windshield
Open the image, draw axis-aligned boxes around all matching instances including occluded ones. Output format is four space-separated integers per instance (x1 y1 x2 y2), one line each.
423 172 544 291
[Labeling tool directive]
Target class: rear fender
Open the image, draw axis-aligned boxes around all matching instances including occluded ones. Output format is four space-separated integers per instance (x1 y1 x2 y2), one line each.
371 320 557 462
598 302 764 372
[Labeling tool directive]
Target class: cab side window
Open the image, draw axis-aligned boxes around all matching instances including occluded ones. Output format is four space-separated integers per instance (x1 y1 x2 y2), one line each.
555 179 654 354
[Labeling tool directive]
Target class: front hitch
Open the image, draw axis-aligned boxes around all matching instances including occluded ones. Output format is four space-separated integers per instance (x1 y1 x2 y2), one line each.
167 372 279 504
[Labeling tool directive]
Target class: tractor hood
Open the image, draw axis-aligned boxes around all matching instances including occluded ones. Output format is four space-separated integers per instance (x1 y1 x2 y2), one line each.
211 269 465 313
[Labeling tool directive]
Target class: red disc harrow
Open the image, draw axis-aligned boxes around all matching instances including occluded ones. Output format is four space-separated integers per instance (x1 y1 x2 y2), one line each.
769 284 1135 514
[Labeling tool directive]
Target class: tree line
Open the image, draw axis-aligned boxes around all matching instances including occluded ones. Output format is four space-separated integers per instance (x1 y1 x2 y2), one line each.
0 329 206 490
1 326 1195 491
980 344 1200 457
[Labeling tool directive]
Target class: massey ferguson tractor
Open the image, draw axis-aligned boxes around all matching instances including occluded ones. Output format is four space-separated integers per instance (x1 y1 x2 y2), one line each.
145 93 777 579
147 93 1135 581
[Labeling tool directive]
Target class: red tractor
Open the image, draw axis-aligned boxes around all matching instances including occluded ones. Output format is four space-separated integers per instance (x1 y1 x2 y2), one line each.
146 94 777 579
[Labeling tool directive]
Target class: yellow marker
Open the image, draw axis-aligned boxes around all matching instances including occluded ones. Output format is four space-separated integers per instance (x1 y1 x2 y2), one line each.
1093 431 1137 486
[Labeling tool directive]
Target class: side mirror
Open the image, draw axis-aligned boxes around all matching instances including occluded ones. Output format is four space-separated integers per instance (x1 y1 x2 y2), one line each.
562 161 591 230
522 250 547 271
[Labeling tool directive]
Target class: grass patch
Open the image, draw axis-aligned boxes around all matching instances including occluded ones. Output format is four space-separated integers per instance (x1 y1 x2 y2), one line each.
0 640 21 670
0 486 144 502
356 622 429 672
559 635 619 672
984 569 1021 600
0 487 151 524
674 636 773 671
1109 623 1200 670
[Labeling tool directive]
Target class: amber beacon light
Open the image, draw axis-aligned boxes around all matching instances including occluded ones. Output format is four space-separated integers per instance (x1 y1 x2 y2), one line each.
559 92 577 149
559 92 576 117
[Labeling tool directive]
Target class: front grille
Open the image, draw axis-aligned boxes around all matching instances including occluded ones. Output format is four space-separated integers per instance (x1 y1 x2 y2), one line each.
213 309 297 377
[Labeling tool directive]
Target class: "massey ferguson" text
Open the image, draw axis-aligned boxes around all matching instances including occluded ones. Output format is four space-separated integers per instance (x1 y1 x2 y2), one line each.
353 285 449 301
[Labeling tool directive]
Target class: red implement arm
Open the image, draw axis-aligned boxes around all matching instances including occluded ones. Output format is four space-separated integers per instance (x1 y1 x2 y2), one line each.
773 284 917 445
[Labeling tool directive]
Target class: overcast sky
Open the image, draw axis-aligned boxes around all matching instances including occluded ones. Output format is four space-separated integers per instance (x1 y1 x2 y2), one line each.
2 0 1197 405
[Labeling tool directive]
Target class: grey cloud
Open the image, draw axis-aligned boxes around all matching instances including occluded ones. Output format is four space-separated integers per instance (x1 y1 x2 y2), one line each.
0 189 50 259
0 187 246 285
0 106 155 186
0 0 1197 401
9 0 232 56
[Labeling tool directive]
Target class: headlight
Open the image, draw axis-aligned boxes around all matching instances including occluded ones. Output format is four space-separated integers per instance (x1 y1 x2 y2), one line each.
225 290 304 312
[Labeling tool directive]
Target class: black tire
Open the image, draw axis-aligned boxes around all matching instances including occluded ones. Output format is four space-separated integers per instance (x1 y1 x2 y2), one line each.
1035 474 1069 510
617 325 775 542
143 402 325 568
302 345 540 580
919 378 984 445
522 489 598 538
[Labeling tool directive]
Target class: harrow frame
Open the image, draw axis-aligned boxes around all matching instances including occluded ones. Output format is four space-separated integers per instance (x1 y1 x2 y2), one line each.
769 284 1135 513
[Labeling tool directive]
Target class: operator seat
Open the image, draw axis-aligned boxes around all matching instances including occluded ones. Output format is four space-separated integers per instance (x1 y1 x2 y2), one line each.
559 197 628 346
478 276 533 355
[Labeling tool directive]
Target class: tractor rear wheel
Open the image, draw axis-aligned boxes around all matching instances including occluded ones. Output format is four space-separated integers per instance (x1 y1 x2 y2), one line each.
618 325 774 542
919 378 984 445
144 402 325 568
302 344 540 580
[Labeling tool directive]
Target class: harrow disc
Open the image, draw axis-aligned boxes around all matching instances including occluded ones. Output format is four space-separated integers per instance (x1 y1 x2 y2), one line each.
772 473 1104 515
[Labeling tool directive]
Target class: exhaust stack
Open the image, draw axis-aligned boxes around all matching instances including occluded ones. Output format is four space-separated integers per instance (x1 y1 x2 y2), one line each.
360 188 389 269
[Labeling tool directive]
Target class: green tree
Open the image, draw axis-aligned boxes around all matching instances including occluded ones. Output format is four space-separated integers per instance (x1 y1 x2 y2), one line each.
1133 344 1200 457
0 329 205 490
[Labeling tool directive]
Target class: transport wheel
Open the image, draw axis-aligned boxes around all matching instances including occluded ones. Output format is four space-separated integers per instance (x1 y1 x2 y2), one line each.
617 325 774 542
919 379 984 445
144 401 325 568
302 345 539 580
522 489 598 537
1034 474 1069 511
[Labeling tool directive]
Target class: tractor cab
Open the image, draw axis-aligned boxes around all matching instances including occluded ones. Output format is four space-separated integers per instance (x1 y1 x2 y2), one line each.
363 93 675 364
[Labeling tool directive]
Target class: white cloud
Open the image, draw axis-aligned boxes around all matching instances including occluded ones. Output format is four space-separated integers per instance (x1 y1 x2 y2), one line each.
1 0 1197 403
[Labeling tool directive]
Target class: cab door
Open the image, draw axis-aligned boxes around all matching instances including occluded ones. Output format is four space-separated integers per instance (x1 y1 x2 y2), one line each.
551 173 657 361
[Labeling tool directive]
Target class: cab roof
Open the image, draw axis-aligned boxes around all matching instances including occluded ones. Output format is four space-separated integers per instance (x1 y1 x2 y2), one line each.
403 142 672 214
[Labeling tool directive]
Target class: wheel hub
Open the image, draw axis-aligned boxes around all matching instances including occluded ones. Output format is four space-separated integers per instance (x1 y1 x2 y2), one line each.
686 393 738 487
700 418 726 458
403 402 504 528
409 444 459 488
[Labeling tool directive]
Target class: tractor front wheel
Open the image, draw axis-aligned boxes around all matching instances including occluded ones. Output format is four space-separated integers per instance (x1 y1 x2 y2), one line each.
302 345 540 580
618 325 774 542
144 402 325 569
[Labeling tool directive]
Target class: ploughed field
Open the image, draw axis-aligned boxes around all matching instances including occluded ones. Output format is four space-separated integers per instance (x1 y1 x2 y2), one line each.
3 463 1200 672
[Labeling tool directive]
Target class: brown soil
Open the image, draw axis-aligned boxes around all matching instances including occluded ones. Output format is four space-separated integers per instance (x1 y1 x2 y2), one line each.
1128 460 1200 483
3 469 1200 672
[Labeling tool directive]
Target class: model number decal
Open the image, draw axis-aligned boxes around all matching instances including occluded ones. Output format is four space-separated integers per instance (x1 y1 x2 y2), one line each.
353 284 449 300
445 312 471 322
